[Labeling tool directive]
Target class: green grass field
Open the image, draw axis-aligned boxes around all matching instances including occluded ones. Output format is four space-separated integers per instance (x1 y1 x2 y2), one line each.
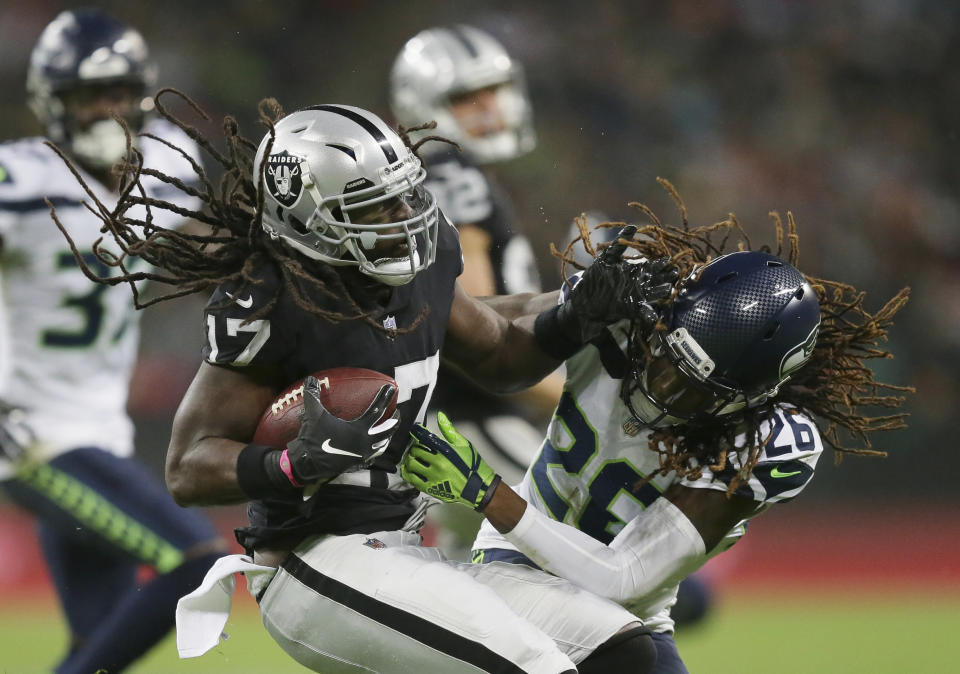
1 590 955 673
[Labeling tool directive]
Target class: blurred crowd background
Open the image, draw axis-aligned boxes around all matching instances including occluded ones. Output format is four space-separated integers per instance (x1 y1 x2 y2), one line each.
0 0 955 507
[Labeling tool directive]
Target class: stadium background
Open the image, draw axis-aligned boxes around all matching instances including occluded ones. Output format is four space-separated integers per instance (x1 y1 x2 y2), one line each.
0 1 956 672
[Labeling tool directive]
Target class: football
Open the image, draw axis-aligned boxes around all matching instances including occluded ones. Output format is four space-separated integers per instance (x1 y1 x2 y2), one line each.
251 367 399 449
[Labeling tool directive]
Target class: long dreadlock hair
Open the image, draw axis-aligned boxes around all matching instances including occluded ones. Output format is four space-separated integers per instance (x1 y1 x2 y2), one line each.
44 89 447 332
558 178 913 494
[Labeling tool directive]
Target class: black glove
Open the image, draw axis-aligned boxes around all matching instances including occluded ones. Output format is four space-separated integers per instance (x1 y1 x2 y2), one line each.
547 226 679 350
286 376 400 485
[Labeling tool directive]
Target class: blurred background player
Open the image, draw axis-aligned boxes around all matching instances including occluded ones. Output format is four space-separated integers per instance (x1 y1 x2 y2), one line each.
390 25 561 493
0 9 226 673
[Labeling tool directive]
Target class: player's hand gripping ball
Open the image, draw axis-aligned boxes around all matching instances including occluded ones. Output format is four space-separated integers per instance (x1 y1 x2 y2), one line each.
253 368 400 485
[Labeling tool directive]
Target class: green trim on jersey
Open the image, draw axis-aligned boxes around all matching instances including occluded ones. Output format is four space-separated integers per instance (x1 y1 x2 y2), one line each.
15 461 184 573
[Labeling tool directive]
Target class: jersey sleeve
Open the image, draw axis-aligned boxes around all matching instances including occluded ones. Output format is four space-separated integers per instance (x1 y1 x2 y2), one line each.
0 140 47 238
679 406 823 504
201 268 293 368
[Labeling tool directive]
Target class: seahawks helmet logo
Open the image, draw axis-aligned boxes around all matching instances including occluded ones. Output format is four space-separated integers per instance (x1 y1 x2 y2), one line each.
265 150 304 207
779 321 820 379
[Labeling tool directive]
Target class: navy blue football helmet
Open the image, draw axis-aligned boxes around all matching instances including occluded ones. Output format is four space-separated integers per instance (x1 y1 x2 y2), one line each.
26 9 156 166
622 251 821 428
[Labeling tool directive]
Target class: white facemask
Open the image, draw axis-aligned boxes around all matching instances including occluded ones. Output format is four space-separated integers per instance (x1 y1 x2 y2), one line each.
69 118 131 170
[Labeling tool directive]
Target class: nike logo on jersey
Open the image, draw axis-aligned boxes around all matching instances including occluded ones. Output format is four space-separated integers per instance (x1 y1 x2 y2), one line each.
770 466 802 478
321 439 363 458
225 291 254 309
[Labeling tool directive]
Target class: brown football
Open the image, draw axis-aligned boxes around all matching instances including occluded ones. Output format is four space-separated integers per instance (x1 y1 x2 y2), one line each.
251 367 399 449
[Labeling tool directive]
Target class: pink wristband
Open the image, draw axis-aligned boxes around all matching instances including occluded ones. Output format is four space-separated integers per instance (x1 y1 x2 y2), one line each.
278 448 302 487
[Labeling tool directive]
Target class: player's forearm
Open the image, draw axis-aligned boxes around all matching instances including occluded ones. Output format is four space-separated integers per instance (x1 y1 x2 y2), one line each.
165 436 250 506
499 498 707 605
453 314 563 393
478 291 560 321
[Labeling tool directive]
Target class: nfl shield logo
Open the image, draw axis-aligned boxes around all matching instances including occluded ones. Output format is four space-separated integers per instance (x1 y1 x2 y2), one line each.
382 315 397 331
363 538 387 550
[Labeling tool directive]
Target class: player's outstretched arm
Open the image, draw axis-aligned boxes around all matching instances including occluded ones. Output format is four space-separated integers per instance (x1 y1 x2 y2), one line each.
402 413 760 604
444 226 678 393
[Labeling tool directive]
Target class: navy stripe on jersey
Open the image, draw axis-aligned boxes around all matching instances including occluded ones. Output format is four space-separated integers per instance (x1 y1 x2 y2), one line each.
280 554 526 673
306 105 398 164
449 26 479 57
0 195 80 213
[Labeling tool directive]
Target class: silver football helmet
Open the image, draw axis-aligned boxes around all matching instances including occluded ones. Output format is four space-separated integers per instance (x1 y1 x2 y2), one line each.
253 105 440 286
389 25 535 164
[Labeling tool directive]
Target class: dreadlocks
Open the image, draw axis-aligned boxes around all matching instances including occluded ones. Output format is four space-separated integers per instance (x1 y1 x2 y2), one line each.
557 178 913 495
44 89 428 332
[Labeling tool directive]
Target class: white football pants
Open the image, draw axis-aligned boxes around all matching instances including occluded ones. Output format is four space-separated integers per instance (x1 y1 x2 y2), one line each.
256 530 641 673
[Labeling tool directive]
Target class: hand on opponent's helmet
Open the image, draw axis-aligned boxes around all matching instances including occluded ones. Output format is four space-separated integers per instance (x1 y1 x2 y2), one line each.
536 225 679 360
285 376 400 485
401 412 501 512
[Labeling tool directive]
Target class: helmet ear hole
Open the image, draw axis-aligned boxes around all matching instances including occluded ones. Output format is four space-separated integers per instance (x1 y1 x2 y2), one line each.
288 215 308 235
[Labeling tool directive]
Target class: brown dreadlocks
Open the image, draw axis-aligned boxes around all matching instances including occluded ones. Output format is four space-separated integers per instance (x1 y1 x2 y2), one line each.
44 90 440 332
559 178 913 495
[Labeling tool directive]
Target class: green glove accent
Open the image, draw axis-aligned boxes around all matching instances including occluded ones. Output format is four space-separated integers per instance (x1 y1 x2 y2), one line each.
401 411 501 511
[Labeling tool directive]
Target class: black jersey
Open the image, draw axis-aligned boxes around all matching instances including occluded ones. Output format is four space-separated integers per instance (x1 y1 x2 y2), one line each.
201 218 462 551
423 148 539 295
424 149 543 421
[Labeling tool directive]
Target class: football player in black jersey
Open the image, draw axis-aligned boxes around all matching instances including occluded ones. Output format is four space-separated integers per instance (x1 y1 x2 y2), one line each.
51 98 679 672
390 25 562 488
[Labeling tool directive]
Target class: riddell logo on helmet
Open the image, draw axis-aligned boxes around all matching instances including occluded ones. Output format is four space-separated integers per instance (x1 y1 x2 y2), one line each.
265 150 305 208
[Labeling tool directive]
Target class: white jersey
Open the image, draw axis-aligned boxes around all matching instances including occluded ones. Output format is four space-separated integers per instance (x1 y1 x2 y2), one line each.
475 320 823 633
0 119 200 477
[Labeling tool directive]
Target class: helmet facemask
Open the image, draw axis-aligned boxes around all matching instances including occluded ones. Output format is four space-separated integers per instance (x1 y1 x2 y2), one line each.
622 328 772 430
301 159 439 286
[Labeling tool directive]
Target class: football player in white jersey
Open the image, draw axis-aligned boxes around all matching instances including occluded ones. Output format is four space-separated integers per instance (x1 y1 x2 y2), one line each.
390 25 562 486
58 97 682 671
403 212 910 673
0 10 226 673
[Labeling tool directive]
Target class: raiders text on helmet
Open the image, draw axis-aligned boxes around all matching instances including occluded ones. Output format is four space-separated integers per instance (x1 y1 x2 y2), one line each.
390 25 536 164
622 251 822 428
27 9 157 169
253 105 440 286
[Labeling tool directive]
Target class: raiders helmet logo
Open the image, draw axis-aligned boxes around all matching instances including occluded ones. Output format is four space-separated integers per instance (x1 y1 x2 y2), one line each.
265 150 305 207
779 321 820 379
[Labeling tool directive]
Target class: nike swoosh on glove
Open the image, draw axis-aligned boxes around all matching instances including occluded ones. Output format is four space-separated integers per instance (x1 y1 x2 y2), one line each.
286 376 400 485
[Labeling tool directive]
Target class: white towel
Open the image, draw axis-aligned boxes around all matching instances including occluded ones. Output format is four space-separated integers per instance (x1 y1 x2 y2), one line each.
175 553 277 658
